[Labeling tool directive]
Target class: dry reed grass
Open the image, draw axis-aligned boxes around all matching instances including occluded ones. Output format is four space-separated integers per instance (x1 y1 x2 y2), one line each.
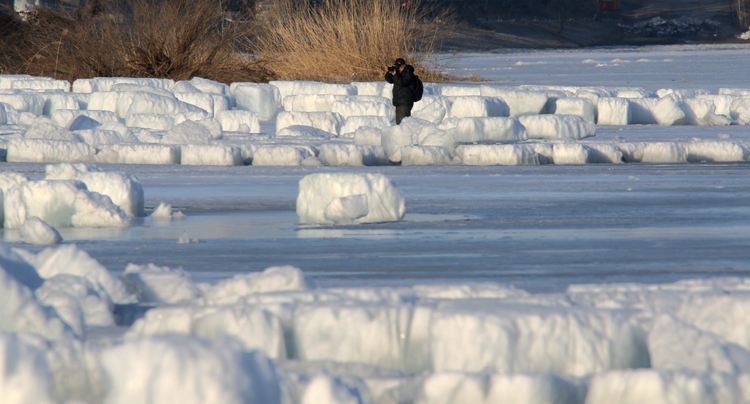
252 0 454 82
0 0 272 83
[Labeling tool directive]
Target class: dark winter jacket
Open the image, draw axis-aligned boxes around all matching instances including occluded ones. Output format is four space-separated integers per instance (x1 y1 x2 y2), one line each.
385 65 416 107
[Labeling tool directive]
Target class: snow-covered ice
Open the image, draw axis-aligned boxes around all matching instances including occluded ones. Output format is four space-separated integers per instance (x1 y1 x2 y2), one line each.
1 44 750 404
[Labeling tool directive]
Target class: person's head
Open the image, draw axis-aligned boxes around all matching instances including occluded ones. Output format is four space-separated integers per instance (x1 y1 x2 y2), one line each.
394 58 406 72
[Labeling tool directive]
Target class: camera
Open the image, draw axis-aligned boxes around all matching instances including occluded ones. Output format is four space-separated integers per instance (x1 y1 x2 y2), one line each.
387 65 397 73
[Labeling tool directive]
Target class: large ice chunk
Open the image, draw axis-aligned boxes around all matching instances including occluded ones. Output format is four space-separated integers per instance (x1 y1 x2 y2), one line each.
429 303 649 375
181 144 242 166
553 97 596 121
19 217 62 245
7 139 95 163
687 141 748 163
0 332 56 404
681 98 732 126
125 113 174 130
125 305 286 358
252 146 314 166
100 335 282 404
30 244 134 304
45 165 145 217
447 96 509 119
51 109 120 128
518 115 596 140
652 97 686 126
232 83 281 121
456 144 543 166
4 180 130 229
597 97 631 125
340 116 392 137
297 173 405 225
454 117 528 144
282 94 345 112
0 93 44 115
318 144 387 166
23 122 81 142
160 120 213 144
276 111 343 136
121 263 201 304
414 372 585 404
586 369 742 404
202 266 315 305
331 100 394 121
401 146 452 166
116 91 207 119
215 110 261 133
479 87 548 116
95 144 181 165
294 302 413 369
190 77 230 96
0 257 70 339
72 77 175 93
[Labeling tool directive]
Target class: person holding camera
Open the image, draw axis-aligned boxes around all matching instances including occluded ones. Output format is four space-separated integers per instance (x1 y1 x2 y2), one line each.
385 58 416 125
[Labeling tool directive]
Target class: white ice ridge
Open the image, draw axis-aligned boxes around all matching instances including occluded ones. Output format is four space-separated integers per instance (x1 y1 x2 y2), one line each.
8 242 750 402
1 74 749 166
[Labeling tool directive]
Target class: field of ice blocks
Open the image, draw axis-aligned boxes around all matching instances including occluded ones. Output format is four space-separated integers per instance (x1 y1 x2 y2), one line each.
1 74 750 167
7 240 750 404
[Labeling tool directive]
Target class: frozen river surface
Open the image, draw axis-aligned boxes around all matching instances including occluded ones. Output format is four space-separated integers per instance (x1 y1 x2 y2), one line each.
5 155 750 292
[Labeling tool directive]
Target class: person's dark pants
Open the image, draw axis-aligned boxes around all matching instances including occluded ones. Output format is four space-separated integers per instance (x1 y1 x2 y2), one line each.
395 104 413 125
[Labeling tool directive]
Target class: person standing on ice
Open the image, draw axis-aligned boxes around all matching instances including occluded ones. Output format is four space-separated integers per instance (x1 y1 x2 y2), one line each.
385 58 417 124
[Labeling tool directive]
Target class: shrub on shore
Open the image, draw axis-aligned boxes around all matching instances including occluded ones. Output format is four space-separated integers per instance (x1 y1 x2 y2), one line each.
252 0 453 82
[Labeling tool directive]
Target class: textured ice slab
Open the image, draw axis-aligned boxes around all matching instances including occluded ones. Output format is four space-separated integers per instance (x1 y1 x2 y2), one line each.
331 100 395 121
0 252 70 339
340 116 392 137
7 139 95 163
429 302 650 375
181 144 242 166
415 372 585 404
95 143 181 165
3 180 130 229
454 117 528 144
215 110 260 133
276 111 343 136
232 83 281 121
447 96 510 119
401 146 452 166
45 164 145 217
455 144 543 166
19 217 62 245
554 97 596 121
597 97 632 125
100 335 282 404
0 332 56 404
518 115 596 140
318 144 387 167
297 173 406 224
125 305 286 358
121 263 200 304
479 87 548 116
252 146 314 166
201 266 315 305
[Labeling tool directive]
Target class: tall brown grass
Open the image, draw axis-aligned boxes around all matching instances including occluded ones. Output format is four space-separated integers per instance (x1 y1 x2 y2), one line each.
252 0 454 82
0 0 272 83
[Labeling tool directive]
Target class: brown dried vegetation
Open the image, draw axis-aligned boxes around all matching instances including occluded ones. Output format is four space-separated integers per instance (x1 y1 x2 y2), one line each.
0 0 273 83
251 0 455 82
